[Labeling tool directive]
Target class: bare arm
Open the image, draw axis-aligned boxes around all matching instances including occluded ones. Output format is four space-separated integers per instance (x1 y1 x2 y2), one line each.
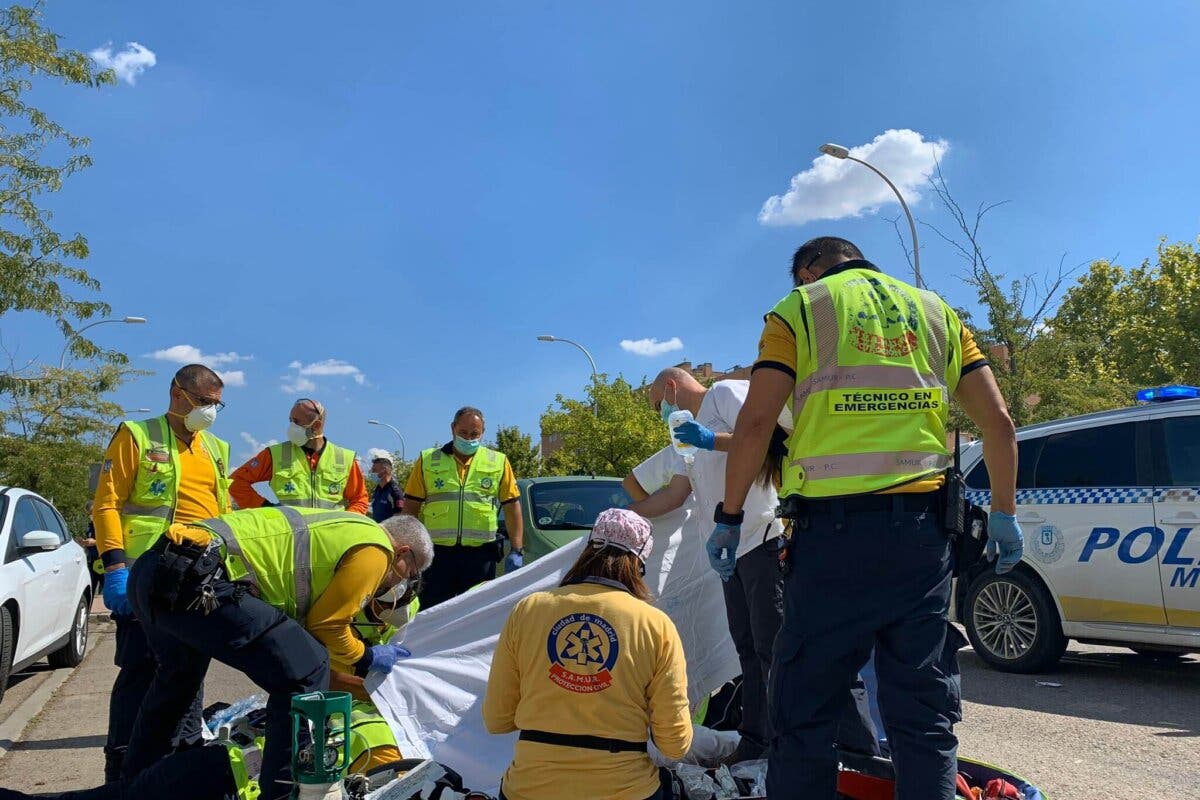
954 366 1017 514
723 369 794 514
711 432 733 453
627 475 693 519
503 502 524 550
622 474 649 503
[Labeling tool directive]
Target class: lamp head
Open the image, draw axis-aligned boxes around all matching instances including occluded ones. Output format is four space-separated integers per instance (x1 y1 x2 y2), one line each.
368 419 381 426
123 316 147 324
537 335 556 342
819 143 850 159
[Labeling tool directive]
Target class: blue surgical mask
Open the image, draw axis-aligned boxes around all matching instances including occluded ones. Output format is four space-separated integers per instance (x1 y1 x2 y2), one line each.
659 385 680 424
454 436 482 456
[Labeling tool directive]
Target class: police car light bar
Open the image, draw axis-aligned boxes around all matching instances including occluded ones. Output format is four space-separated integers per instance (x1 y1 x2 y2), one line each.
1136 385 1200 403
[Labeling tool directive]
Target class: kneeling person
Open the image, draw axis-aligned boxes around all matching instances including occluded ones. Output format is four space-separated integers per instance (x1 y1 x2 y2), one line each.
123 507 433 800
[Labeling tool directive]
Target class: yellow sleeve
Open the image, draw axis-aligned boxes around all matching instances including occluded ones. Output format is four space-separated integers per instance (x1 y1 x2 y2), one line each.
92 425 140 564
482 602 521 734
498 458 520 504
754 313 801 377
960 324 987 370
163 522 213 547
403 458 427 501
306 544 390 670
646 616 693 761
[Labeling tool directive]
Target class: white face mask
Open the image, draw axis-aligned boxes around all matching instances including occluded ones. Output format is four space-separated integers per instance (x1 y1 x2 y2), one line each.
374 580 412 628
287 422 312 447
184 404 218 433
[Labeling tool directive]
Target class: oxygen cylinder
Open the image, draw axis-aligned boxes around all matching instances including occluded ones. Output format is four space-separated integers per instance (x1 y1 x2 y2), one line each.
290 691 352 798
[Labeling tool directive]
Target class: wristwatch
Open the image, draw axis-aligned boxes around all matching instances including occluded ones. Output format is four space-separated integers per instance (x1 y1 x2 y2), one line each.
714 503 745 526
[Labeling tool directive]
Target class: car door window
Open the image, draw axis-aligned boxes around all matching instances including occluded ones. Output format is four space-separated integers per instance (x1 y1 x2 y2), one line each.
1034 423 1136 487
1160 416 1200 486
964 437 1043 490
7 497 45 564
33 500 70 544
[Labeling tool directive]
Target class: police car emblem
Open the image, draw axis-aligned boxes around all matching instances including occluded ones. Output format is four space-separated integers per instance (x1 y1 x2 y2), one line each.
1031 525 1065 564
547 613 619 694
481 477 494 490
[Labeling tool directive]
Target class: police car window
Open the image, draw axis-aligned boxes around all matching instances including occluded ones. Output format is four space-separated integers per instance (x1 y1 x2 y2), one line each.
964 437 1042 490
1035 423 1137 488
1161 416 1200 486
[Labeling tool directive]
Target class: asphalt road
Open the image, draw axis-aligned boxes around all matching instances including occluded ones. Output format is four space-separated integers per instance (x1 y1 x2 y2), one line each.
1 623 1196 798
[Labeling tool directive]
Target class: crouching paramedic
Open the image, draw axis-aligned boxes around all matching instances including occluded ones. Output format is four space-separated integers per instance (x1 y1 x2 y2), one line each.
483 509 692 800
121 508 433 799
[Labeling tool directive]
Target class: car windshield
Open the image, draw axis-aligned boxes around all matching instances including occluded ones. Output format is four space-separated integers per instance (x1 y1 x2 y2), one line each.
529 480 631 531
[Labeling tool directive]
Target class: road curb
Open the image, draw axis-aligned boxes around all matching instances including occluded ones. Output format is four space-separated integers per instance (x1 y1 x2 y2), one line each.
0 667 74 760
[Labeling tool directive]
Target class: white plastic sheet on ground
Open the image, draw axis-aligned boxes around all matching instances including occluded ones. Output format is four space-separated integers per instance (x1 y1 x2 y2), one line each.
368 501 740 794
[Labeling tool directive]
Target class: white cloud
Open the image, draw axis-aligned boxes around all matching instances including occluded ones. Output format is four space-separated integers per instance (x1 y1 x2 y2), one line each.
89 42 157 85
148 344 252 368
757 129 949 227
281 376 318 395
291 359 366 385
218 370 246 387
238 431 279 462
620 337 684 357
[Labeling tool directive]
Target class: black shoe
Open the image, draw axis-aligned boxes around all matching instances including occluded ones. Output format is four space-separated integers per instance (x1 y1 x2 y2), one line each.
719 737 766 766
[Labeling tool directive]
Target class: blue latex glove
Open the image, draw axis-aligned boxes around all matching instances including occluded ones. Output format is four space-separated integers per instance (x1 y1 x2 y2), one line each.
986 511 1024 574
103 567 133 617
367 643 412 673
504 550 524 572
673 420 716 451
706 523 740 581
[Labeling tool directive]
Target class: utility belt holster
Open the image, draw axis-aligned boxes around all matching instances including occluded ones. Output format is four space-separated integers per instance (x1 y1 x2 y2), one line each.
944 429 988 576
151 538 225 614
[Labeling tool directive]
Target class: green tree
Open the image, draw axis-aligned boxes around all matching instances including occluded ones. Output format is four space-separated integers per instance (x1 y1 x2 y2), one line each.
491 424 542 479
0 3 120 366
540 374 669 478
0 359 135 533
1046 238 1200 389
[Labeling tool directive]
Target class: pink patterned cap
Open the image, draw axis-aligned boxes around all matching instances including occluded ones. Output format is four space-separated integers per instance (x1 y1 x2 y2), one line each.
588 508 653 561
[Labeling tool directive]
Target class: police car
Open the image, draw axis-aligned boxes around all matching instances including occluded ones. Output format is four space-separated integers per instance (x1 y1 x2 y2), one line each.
957 385 1200 672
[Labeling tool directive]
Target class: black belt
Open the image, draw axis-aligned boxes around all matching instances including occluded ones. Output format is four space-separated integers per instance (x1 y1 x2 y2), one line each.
785 490 939 517
519 729 647 754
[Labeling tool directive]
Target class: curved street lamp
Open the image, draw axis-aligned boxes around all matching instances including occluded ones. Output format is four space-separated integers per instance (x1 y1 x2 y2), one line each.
538 335 599 416
819 143 923 288
59 316 147 369
367 419 406 463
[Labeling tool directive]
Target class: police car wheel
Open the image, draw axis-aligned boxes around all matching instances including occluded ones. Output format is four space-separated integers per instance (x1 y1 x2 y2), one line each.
48 592 89 669
964 569 1066 673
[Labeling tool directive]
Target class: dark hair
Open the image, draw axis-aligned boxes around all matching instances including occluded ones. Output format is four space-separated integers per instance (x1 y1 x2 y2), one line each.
453 406 485 425
758 424 790 489
174 364 222 392
561 545 652 602
791 237 864 283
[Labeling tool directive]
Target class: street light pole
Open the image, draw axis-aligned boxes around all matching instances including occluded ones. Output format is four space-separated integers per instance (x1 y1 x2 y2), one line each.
819 143 923 289
59 316 148 369
367 419 406 463
537 335 599 416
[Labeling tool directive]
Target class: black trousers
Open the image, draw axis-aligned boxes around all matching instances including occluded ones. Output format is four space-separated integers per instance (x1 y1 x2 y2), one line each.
767 496 964 800
421 541 499 608
0 744 237 800
125 546 329 800
104 616 204 783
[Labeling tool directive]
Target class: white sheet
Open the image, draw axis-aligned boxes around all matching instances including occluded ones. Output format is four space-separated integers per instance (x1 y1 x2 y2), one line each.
368 500 740 795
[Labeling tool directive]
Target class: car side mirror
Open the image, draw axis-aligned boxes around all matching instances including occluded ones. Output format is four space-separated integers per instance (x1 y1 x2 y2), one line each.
18 530 61 551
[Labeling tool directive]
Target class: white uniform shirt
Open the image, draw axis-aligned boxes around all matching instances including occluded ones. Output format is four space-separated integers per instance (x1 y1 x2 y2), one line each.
673 380 785 559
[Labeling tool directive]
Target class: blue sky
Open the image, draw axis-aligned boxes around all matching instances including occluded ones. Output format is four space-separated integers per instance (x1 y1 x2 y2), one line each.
6 1 1199 468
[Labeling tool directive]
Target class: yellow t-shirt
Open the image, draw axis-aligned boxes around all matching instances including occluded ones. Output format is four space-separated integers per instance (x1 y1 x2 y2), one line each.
755 308 989 494
92 424 225 561
482 582 692 800
403 446 520 505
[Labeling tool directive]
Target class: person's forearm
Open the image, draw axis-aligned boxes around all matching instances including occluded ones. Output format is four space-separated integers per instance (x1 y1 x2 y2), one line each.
504 503 523 550
712 432 733 453
723 415 774 514
622 474 649 502
981 421 1018 514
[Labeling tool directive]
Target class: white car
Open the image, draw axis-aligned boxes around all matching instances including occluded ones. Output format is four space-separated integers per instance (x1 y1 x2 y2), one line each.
956 385 1200 672
0 487 93 700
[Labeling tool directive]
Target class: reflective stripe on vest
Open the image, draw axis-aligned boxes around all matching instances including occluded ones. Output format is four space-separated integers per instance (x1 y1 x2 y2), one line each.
268 441 355 510
204 507 392 619
419 447 505 547
122 416 231 560
343 701 399 773
775 268 962 499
